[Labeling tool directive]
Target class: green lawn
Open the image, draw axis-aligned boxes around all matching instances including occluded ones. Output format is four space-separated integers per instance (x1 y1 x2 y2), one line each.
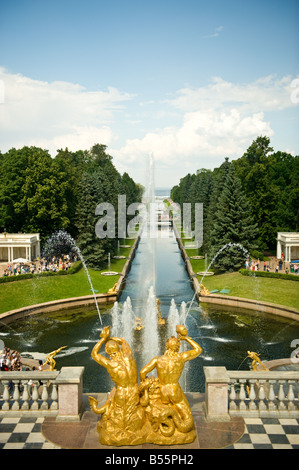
185 246 299 310
0 239 135 315
195 271 299 310
1 235 298 315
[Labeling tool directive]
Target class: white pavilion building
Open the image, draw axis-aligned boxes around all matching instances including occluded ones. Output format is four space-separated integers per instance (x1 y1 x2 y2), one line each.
0 233 40 263
277 232 299 262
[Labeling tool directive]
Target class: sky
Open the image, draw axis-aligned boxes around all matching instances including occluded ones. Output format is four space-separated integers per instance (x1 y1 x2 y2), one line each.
0 0 298 188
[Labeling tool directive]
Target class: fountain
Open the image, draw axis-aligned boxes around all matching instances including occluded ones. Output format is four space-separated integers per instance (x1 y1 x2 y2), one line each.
1 153 299 448
185 241 250 320
43 230 103 324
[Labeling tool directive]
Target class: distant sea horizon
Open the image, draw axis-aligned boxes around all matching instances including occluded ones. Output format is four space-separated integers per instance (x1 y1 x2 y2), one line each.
155 187 171 197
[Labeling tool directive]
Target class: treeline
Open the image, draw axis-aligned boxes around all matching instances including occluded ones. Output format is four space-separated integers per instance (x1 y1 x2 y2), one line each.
0 144 143 269
171 137 299 273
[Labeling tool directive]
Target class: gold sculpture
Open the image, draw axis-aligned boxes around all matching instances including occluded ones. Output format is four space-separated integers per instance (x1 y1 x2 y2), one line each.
199 284 210 295
88 326 144 446
43 346 67 371
108 283 118 294
89 324 202 446
247 351 269 371
134 317 143 330
156 298 165 325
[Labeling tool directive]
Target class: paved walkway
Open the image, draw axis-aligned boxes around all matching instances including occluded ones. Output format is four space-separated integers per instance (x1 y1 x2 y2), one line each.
1 394 298 450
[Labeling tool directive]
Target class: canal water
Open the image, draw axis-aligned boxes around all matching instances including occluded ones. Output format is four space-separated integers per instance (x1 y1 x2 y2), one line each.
1 223 299 393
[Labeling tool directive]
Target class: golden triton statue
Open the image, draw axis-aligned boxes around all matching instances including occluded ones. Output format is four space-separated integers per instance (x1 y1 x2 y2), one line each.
88 326 145 446
134 317 143 330
247 350 269 371
199 284 210 295
43 346 67 371
139 324 202 444
89 324 202 446
156 298 165 325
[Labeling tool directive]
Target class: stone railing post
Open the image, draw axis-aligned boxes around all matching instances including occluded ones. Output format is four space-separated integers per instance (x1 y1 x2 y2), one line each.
56 367 84 421
204 366 230 422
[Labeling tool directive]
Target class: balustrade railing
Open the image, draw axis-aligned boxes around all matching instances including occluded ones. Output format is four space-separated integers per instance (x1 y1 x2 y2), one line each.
0 367 84 420
204 366 299 421
228 370 299 418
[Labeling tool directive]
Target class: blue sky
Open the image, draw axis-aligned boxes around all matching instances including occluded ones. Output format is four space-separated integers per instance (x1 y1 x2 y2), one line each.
0 0 298 187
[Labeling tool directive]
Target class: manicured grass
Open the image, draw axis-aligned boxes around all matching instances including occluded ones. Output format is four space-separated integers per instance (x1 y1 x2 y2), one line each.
185 245 299 310
0 239 136 315
196 271 299 310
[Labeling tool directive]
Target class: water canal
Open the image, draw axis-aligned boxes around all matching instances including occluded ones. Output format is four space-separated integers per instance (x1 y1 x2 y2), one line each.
1 211 299 393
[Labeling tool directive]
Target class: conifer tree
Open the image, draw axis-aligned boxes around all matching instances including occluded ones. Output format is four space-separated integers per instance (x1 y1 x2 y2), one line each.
209 163 258 273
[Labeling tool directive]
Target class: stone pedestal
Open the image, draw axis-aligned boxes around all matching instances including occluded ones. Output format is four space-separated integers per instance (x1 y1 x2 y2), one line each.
56 367 84 421
204 366 230 422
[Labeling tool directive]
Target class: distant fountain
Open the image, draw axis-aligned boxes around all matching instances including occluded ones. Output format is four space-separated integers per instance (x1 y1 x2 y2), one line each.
111 301 121 337
142 286 159 368
43 230 103 324
167 298 180 337
185 242 250 321
122 296 135 347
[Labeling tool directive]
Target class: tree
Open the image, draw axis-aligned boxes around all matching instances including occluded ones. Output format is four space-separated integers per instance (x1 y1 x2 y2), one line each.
75 145 123 269
209 163 258 273
234 137 298 250
0 147 30 232
14 148 70 238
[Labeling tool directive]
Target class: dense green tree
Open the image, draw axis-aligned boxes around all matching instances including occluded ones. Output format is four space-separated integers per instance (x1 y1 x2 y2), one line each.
204 158 230 253
170 136 298 261
54 147 89 237
234 137 298 250
13 148 70 238
0 147 30 232
209 163 258 272
75 144 139 269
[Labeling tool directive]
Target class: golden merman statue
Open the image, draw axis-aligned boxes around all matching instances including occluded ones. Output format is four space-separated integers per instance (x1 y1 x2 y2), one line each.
199 284 210 295
156 298 165 325
43 346 67 371
134 317 143 330
89 324 202 446
108 283 118 294
247 350 269 371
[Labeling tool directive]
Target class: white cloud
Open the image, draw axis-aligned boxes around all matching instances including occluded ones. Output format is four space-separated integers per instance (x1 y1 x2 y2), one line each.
203 25 224 39
0 68 297 187
113 74 296 180
168 75 295 113
113 108 273 167
0 67 133 154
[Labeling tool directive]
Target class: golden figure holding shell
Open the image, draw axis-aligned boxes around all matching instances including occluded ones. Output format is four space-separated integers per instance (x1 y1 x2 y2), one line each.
89 324 202 446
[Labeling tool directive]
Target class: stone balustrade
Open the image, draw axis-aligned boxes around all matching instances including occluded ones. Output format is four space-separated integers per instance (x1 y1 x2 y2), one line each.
204 366 299 422
0 366 84 421
2 365 298 424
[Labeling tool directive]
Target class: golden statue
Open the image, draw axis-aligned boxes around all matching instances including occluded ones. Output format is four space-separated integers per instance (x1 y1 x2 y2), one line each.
43 346 67 371
139 324 202 444
108 283 118 294
199 284 210 295
134 317 143 330
89 324 202 446
156 298 165 325
247 351 269 371
88 326 145 446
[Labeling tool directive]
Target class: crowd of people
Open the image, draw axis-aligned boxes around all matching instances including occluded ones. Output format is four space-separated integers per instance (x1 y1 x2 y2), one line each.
2 254 76 277
244 255 298 275
0 346 22 371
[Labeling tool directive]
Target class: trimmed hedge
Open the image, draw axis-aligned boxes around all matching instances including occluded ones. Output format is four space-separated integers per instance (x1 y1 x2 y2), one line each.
0 261 83 284
239 268 299 282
